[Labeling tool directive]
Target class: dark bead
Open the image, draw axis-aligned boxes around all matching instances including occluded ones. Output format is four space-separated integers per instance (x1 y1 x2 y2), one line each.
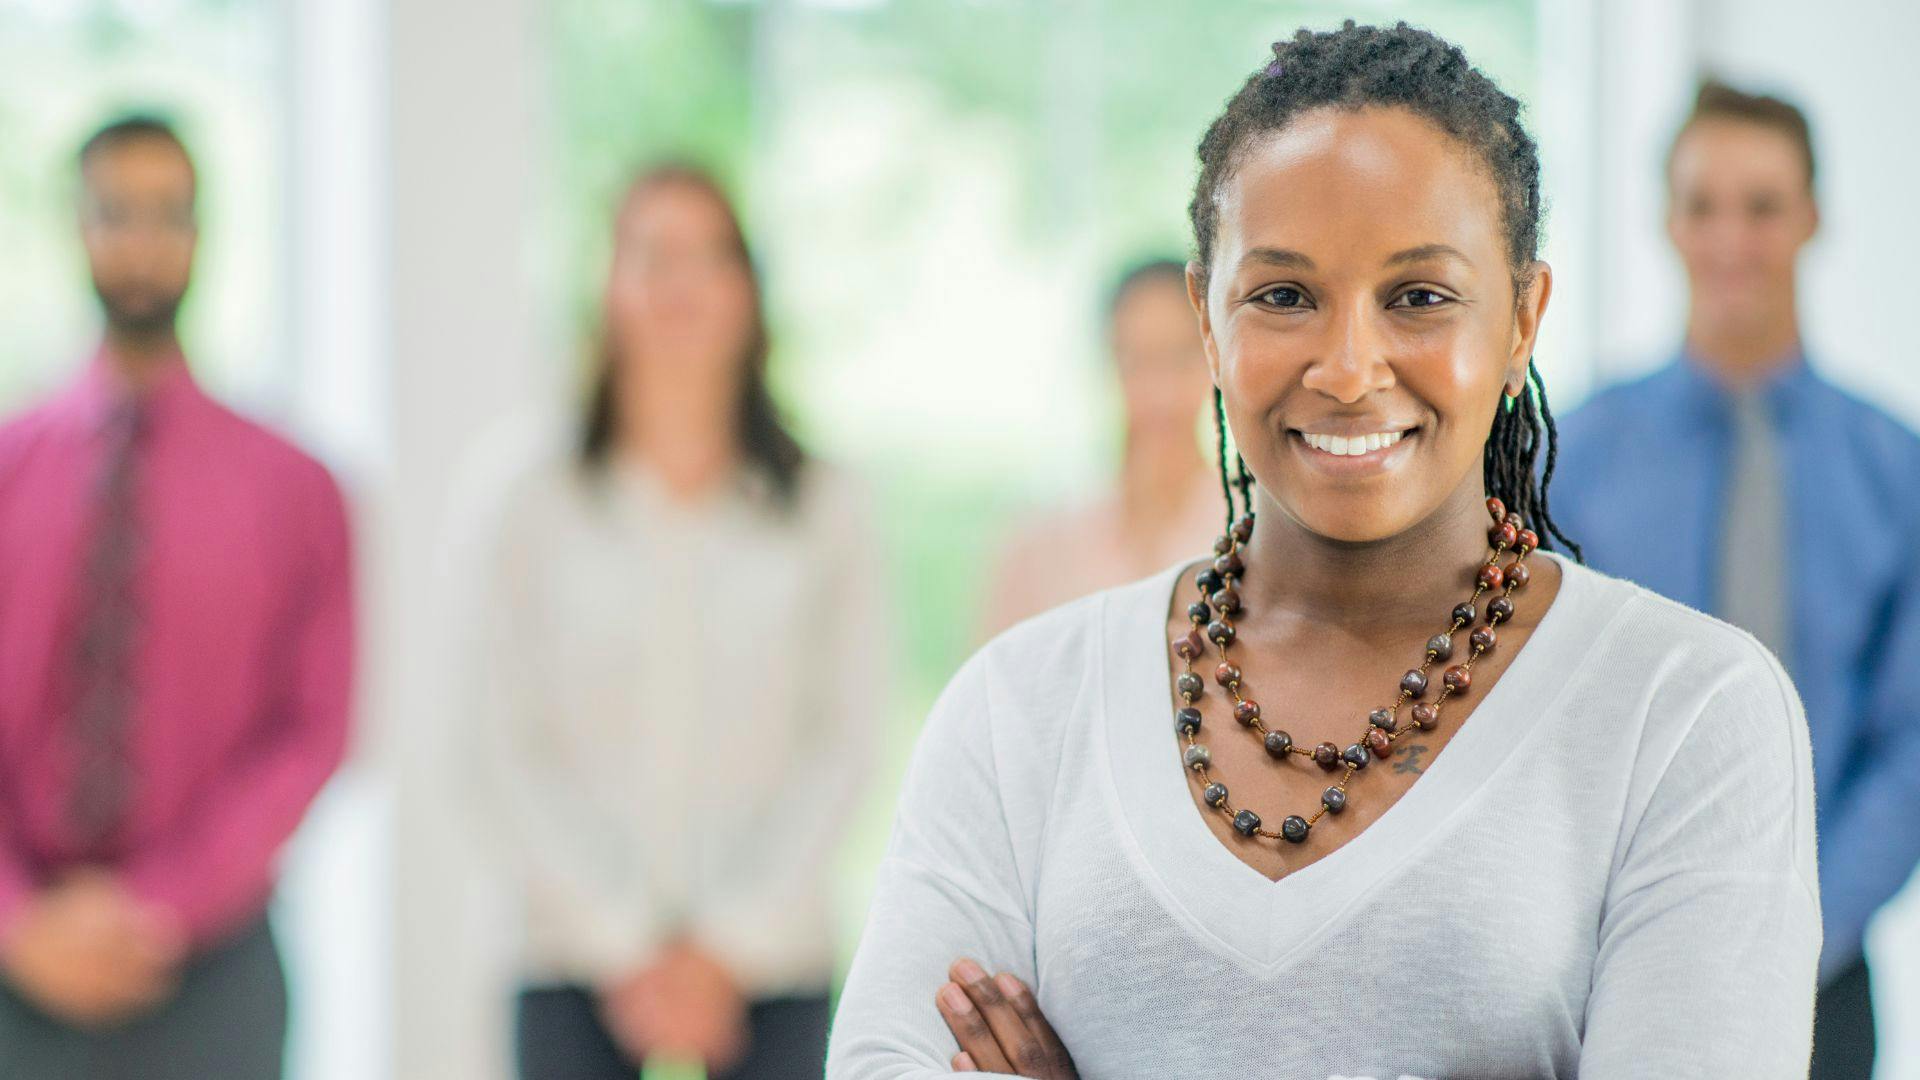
1206 620 1236 646
1443 665 1471 692
1506 561 1530 589
1234 700 1262 725
1232 809 1261 836
1173 628 1206 661
1313 742 1341 770
1451 602 1477 626
1365 728 1393 758
1485 496 1506 522
1487 596 1515 624
1211 586 1242 615
1343 743 1371 768
1477 564 1505 591
1369 707 1397 733
1411 703 1439 730
1321 787 1347 814
1471 626 1497 653
1281 814 1310 843
1426 632 1454 661
1231 514 1255 543
1176 672 1204 700
1213 552 1245 579
1505 514 1526 534
1490 521 1519 549
1264 730 1293 757
1214 662 1240 688
1213 535 1234 556
1204 782 1228 807
1517 529 1539 552
1174 707 1202 735
1196 568 1224 595
1187 600 1212 624
1183 744 1211 770
1400 669 1429 697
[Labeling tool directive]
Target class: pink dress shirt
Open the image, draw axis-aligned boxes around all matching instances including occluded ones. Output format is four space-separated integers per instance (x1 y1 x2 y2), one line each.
0 347 353 948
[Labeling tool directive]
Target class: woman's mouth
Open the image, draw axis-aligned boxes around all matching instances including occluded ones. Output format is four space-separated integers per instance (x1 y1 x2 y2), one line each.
1288 426 1418 475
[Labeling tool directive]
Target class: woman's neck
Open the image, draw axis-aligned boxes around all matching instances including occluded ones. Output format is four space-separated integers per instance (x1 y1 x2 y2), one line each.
1237 477 1494 639
616 358 741 502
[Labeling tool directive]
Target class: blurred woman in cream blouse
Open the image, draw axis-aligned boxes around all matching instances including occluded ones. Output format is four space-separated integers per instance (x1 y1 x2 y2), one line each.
459 165 885 1080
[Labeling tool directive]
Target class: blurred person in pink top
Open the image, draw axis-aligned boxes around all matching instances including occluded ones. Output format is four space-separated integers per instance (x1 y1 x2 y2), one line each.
0 115 353 1079
980 260 1222 638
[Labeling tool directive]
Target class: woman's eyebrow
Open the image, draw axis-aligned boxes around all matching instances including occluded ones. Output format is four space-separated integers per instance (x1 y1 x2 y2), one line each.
1242 246 1315 270
1384 243 1471 268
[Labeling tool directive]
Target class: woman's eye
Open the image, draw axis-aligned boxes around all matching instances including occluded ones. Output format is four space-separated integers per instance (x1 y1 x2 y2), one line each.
1255 286 1305 308
1394 288 1451 309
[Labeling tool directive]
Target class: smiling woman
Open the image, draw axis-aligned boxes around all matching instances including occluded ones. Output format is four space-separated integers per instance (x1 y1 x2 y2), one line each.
825 21 1820 1080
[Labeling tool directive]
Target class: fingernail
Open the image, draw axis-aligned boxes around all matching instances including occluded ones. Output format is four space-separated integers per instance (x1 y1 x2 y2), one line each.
995 972 1023 997
954 958 986 983
940 983 972 1013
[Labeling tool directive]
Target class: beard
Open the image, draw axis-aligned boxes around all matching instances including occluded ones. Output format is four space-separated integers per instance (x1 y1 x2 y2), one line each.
94 278 185 340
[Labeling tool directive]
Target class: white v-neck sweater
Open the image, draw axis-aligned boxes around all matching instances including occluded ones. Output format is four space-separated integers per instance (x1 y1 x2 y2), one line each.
826 552 1820 1079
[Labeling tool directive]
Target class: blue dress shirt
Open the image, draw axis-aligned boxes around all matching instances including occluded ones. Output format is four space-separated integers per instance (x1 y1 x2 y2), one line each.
1552 350 1920 983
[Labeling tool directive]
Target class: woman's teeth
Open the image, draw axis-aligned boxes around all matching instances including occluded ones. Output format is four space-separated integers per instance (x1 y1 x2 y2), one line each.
1300 430 1406 456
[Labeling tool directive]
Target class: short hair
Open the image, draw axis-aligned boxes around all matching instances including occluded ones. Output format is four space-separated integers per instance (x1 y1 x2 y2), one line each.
77 113 195 182
1668 78 1815 187
1104 258 1188 321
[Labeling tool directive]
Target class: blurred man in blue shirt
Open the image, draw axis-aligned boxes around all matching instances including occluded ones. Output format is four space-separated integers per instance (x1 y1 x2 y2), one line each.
1554 80 1920 1080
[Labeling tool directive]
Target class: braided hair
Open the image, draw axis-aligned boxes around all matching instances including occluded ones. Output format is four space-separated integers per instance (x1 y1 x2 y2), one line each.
1192 21 1581 561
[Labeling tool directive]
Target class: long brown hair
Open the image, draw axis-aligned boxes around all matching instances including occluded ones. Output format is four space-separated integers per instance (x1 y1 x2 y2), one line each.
579 164 805 504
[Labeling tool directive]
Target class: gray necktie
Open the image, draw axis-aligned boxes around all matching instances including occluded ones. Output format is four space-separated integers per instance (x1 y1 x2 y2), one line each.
68 396 147 852
1716 388 1791 668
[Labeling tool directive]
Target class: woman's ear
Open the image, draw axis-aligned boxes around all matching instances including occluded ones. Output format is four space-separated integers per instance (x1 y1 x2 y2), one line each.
1186 260 1223 384
1507 259 1553 390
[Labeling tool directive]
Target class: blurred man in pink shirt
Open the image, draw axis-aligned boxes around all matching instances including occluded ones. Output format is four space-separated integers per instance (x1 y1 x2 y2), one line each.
0 115 353 1078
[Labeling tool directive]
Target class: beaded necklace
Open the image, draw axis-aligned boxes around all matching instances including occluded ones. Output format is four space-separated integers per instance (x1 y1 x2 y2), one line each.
1172 497 1538 846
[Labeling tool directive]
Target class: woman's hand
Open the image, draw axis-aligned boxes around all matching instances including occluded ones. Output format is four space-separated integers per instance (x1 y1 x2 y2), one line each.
936 957 1077 1078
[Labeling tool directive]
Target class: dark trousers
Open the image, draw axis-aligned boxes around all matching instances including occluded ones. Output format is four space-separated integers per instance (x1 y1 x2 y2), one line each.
1809 956 1876 1080
516 984 831 1080
0 915 286 1080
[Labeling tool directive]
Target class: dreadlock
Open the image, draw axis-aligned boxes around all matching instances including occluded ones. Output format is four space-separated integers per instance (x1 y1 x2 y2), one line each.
1192 21 1581 560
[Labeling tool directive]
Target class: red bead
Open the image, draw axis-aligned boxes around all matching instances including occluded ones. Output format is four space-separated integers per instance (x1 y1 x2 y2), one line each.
1490 521 1518 549
1214 662 1240 688
1471 626 1497 653
1313 742 1341 770
1506 561 1530 589
1485 496 1506 522
1411 703 1439 730
1443 665 1471 692
1234 700 1262 725
1173 628 1205 660
1477 564 1504 591
1231 515 1255 543
1212 587 1242 615
1365 728 1393 758
1505 514 1526 534
1517 529 1539 552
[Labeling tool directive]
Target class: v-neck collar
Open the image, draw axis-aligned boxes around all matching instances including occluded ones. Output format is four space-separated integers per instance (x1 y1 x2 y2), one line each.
1097 549 1600 975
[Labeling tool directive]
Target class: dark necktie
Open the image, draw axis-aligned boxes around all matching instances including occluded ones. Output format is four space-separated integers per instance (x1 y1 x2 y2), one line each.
1715 388 1791 668
68 396 147 852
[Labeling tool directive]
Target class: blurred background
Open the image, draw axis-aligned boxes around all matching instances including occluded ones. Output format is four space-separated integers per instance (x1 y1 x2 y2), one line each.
2 0 1916 1077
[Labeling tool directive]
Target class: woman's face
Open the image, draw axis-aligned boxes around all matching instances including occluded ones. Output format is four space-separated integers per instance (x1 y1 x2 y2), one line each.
605 179 758 386
1191 106 1550 544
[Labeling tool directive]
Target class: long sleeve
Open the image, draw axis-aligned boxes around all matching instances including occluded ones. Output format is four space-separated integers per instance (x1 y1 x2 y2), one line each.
827 654 1036 1080
690 478 889 990
120 466 356 945
1809 544 1920 982
457 473 664 984
1578 634 1821 1077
